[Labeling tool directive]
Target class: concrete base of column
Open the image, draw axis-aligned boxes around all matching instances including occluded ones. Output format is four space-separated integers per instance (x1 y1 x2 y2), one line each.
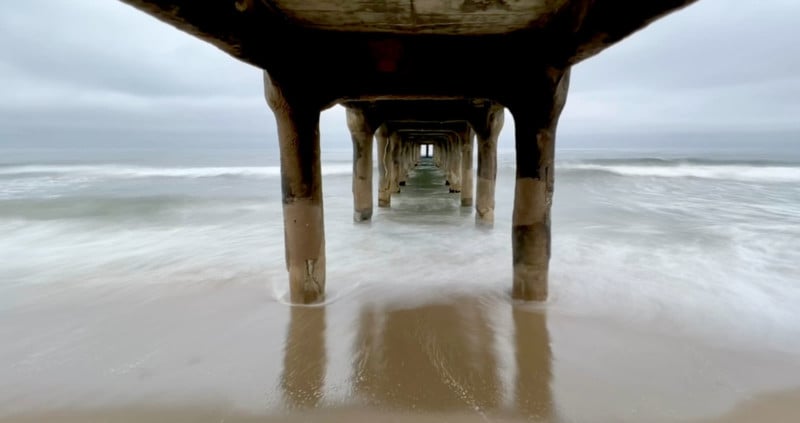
283 197 326 304
512 224 549 301
511 179 550 301
353 209 372 222
475 177 495 226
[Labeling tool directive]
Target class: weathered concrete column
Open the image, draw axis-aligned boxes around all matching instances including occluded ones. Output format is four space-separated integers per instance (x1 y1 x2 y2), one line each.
398 142 409 186
448 134 462 193
346 108 374 222
443 141 449 174
264 72 325 304
388 131 402 194
377 125 391 207
442 138 451 186
460 129 474 207
509 70 570 301
475 104 504 226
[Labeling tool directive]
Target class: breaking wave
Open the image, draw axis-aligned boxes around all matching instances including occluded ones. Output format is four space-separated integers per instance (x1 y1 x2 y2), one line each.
0 164 353 179
558 159 800 183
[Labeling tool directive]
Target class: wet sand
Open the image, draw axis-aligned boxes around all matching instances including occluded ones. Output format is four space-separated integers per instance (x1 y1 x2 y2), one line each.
1 280 798 423
4 392 800 423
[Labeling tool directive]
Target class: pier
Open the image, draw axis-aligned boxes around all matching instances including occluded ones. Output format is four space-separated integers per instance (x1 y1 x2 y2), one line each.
118 0 698 303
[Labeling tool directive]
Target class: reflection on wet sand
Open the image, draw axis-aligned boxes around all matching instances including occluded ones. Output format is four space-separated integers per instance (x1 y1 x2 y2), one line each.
281 306 326 409
514 307 554 420
280 295 554 420
352 298 501 411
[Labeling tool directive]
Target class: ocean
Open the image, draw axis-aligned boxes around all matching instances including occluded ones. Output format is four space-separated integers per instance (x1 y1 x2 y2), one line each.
1 137 799 420
2 141 799 345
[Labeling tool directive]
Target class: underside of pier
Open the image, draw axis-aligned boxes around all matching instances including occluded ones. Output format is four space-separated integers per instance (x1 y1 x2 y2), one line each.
117 0 698 303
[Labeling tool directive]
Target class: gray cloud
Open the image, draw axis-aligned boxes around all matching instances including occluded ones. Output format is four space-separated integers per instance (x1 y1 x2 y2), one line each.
560 0 800 136
0 2 257 98
0 0 798 149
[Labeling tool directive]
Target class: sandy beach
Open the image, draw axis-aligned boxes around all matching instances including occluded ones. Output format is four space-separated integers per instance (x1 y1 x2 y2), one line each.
1 279 798 423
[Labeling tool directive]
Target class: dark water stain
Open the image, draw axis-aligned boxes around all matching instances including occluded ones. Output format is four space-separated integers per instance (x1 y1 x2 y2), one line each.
460 0 512 13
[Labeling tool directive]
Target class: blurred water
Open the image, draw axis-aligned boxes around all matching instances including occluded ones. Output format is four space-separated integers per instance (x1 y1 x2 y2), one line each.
1 143 799 354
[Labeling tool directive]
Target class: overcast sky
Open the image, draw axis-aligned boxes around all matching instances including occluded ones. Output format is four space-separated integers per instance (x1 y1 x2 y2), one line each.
0 0 798 150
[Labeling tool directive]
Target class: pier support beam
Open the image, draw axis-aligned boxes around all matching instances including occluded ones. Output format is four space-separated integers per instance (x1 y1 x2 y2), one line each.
509 70 570 301
442 140 450 184
460 129 474 207
388 131 402 194
475 104 504 226
264 72 325 304
398 143 410 186
448 134 462 193
377 125 391 207
346 108 374 222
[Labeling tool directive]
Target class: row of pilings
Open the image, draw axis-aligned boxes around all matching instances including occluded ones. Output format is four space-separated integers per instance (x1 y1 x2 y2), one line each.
120 0 697 306
346 102 505 225
266 71 570 304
